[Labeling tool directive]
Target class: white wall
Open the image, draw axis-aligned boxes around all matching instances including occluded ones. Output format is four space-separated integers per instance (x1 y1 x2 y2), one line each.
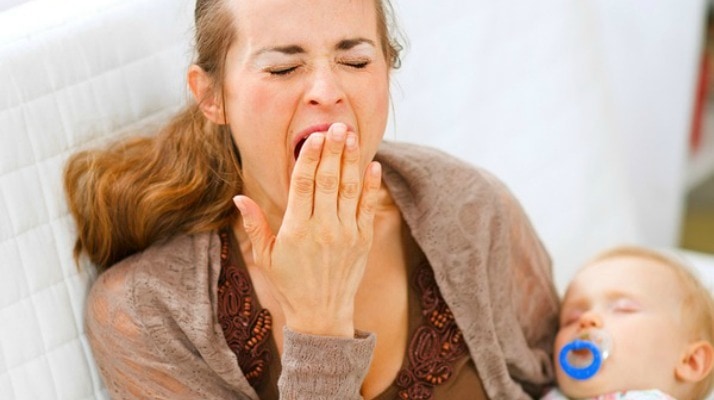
0 0 27 12
388 0 707 291
590 1 706 247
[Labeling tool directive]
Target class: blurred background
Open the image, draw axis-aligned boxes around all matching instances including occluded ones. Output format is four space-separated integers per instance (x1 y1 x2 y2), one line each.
683 5 714 255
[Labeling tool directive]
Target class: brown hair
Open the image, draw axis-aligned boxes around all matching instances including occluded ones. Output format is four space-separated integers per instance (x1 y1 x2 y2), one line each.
64 0 403 272
588 245 714 399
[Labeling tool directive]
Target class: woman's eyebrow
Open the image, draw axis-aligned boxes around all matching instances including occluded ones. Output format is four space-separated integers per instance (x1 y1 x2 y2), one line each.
336 38 375 50
255 45 305 57
254 38 376 57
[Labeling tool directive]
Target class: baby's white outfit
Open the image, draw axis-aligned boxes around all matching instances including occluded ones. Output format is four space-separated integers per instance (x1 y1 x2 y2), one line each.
541 388 676 400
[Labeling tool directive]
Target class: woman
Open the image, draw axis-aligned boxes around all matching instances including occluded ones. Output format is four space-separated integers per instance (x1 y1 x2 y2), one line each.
64 0 559 398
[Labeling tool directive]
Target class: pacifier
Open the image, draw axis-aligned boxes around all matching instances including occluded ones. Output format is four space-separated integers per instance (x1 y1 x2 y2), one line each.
559 328 612 380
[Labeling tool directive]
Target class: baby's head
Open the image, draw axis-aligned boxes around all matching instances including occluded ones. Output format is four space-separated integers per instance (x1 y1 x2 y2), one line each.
555 246 714 400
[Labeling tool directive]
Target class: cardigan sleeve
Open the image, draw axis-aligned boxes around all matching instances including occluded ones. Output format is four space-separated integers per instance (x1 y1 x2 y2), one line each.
278 328 376 399
84 262 253 400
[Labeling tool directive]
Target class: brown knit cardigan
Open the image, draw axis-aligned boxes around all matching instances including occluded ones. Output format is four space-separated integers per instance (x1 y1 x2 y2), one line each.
85 141 559 399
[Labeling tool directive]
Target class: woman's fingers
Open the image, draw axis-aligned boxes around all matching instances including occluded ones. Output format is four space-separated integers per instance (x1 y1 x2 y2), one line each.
284 122 371 233
312 123 347 220
285 133 324 223
357 161 382 237
337 133 361 225
233 195 275 267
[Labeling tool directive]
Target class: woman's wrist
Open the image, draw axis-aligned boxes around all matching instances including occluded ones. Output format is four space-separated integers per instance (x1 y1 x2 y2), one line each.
285 315 355 338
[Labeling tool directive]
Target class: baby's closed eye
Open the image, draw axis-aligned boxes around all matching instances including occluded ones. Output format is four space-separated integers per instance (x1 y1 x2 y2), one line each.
560 309 583 326
610 297 641 313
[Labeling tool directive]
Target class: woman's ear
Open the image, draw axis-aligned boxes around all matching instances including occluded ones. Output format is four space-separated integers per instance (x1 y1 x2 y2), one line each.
675 340 714 383
188 64 225 124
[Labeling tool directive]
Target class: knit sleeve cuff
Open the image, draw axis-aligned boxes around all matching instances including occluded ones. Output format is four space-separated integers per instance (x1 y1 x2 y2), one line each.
277 327 376 400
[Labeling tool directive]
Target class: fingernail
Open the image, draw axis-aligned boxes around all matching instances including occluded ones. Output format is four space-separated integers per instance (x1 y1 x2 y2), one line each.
346 134 357 149
234 196 252 226
232 196 245 211
370 162 382 177
331 123 347 141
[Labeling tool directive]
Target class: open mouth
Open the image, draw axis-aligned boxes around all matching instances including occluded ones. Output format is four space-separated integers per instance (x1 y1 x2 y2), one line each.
292 123 353 161
294 135 310 160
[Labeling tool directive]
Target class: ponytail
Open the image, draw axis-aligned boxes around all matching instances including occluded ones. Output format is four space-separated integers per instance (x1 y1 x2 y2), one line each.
64 104 242 272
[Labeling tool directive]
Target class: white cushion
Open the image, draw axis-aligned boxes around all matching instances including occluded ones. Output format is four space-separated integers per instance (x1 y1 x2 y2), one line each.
0 0 193 398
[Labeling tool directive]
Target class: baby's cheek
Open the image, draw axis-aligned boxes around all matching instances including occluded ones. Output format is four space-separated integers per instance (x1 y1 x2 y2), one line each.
553 329 572 352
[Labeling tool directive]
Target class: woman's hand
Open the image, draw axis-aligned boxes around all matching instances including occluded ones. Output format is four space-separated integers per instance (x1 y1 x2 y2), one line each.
233 123 382 337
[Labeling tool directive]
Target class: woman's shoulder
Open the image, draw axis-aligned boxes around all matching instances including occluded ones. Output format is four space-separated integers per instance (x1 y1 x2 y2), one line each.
377 140 480 170
376 141 515 212
85 231 219 326
377 141 507 190
103 230 216 287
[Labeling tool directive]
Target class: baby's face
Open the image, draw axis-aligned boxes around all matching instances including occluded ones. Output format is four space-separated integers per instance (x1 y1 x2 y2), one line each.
555 255 690 397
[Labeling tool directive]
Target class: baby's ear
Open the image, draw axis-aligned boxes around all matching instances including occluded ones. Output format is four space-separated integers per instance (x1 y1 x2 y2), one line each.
675 341 714 383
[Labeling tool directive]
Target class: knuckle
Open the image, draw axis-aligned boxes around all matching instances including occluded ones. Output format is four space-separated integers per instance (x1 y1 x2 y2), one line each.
292 175 314 194
366 179 381 191
316 174 339 192
360 201 375 216
340 181 360 199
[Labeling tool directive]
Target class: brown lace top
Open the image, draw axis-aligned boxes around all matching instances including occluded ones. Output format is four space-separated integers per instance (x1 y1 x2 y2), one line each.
217 229 487 399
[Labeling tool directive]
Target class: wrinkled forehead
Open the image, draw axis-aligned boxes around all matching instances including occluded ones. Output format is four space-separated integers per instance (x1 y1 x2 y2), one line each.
228 0 380 45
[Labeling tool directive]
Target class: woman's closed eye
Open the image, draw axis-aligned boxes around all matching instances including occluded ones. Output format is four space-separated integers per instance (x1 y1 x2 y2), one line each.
341 59 370 69
266 60 369 76
267 65 299 76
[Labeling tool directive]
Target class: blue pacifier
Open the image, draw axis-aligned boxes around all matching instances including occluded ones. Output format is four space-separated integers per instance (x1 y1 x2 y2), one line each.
559 329 612 380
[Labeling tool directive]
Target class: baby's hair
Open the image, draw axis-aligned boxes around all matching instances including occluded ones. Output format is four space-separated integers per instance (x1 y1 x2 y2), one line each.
588 245 714 399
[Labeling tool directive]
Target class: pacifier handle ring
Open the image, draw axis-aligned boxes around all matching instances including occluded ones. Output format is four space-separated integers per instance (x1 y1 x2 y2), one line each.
559 339 602 380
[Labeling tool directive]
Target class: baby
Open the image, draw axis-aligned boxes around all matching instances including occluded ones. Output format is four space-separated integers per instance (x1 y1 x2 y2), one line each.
543 246 714 400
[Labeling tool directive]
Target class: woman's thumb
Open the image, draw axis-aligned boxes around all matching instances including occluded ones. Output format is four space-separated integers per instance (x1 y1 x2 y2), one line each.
232 195 274 266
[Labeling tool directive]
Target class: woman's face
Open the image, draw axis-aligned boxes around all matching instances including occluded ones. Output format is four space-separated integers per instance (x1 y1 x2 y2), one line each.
222 0 390 215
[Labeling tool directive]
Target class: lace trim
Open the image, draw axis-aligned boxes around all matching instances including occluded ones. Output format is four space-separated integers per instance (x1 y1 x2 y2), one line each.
217 230 273 387
216 231 468 398
395 261 469 400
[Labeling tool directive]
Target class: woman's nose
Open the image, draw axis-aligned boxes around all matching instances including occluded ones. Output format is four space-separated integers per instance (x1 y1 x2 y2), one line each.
305 65 345 107
578 311 603 329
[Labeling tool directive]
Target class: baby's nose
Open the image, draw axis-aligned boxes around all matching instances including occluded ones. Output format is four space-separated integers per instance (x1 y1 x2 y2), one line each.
578 311 602 329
